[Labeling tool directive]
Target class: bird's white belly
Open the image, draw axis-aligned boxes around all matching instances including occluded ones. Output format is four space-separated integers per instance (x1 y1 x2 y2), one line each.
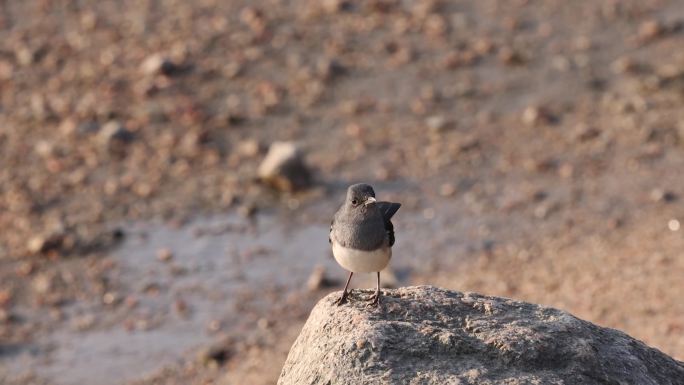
332 243 391 273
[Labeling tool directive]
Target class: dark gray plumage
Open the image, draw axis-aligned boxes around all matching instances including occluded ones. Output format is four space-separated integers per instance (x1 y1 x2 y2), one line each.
329 184 400 250
329 183 401 306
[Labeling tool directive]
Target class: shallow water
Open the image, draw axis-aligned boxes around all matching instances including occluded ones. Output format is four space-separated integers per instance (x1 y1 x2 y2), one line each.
3 205 478 384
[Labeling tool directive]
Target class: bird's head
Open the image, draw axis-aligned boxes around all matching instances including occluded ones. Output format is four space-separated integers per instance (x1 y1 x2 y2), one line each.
346 183 377 208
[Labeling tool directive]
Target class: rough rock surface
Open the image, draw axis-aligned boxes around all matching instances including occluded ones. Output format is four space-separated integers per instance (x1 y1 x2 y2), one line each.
278 286 684 385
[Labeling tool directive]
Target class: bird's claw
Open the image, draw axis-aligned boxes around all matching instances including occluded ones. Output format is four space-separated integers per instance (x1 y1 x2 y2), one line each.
335 293 349 306
367 293 380 307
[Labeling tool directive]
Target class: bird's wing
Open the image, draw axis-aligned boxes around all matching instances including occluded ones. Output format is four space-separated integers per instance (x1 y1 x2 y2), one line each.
385 220 396 247
377 202 401 247
329 217 334 244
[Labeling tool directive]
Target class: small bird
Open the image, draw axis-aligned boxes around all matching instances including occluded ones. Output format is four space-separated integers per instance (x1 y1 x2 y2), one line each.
329 183 401 306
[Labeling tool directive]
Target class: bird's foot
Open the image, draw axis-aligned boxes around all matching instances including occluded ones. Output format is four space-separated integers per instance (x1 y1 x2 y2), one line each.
367 292 381 307
335 292 349 306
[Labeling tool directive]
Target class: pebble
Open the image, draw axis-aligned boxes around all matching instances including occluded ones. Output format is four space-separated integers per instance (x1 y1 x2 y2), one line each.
424 14 448 38
667 219 680 232
321 0 351 14
140 54 181 76
0 309 10 323
306 265 337 291
573 124 600 142
239 7 266 34
102 292 120 306
439 183 457 197
498 47 524 65
98 121 134 147
223 61 243 78
649 189 677 203
26 232 65 255
237 139 261 158
0 290 11 307
174 298 189 316
345 122 363 138
611 57 640 74
534 202 558 219
522 106 554 126
238 203 258 218
207 319 222 333
257 141 313 192
257 317 271 329
15 46 34 66
426 115 453 132
316 57 346 81
558 163 574 179
381 268 399 288
156 248 174 262
73 314 96 331
0 60 13 80
124 295 139 309
197 338 232 367
15 262 35 277
637 20 665 42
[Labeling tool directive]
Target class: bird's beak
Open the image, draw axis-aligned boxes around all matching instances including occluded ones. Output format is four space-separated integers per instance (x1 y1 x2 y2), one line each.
364 197 377 205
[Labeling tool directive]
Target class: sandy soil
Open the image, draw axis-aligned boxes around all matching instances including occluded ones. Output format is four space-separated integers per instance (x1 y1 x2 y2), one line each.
1 0 683 384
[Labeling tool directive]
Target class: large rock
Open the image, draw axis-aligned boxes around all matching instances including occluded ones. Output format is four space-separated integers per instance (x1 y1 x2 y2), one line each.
278 286 684 385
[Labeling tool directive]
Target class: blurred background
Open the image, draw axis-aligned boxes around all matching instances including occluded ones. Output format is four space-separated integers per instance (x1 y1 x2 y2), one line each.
1 0 683 384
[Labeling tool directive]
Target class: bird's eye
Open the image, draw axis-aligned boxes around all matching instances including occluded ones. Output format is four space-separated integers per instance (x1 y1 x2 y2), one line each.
351 199 358 205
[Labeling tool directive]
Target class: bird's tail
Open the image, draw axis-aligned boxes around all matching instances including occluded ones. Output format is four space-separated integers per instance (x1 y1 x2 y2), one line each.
377 202 401 221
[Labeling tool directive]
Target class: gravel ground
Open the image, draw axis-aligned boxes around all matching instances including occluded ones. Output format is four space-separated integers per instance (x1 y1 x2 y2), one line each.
1 0 683 384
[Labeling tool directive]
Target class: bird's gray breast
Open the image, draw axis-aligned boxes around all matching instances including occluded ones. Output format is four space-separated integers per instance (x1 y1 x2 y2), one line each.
332 213 387 251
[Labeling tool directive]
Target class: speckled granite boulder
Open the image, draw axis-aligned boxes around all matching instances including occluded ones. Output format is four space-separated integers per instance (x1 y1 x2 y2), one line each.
279 286 684 385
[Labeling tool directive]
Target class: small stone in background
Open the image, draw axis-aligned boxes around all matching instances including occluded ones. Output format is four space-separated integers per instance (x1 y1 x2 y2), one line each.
667 219 680 231
573 124 600 142
236 139 261 158
157 248 173 262
27 232 65 255
0 60 13 80
34 140 54 157
73 314 96 331
174 298 189 316
380 268 398 288
306 265 337 292
426 115 453 133
197 337 233 367
238 203 258 218
98 121 134 147
102 292 120 306
0 289 11 307
316 57 346 81
258 141 313 192
522 106 555 126
0 309 11 323
15 262 35 277
321 0 352 14
223 61 243 78
637 20 665 42
611 57 641 74
439 183 457 197
207 319 222 333
140 54 181 76
649 189 677 203
498 46 524 65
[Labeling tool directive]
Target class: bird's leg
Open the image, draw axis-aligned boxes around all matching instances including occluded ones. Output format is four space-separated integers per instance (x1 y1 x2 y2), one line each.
335 272 353 305
369 271 381 306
